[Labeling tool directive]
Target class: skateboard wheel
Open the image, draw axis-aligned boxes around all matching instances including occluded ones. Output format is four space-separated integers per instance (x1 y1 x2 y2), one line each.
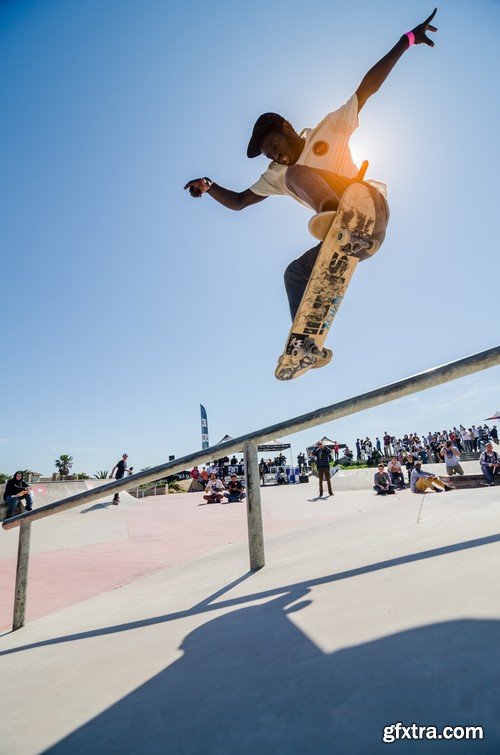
366 239 380 255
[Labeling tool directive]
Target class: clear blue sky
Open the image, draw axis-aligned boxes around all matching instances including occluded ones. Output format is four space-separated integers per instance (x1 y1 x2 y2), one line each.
1 0 499 476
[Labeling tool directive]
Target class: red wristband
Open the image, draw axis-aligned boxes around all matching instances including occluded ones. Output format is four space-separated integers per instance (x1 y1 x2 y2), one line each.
405 31 415 46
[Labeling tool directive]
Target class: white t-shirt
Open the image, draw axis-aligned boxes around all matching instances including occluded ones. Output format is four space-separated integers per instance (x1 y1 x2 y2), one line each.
250 94 387 209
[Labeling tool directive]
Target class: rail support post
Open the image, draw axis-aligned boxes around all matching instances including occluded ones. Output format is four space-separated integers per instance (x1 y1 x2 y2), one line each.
13 521 32 631
244 441 265 570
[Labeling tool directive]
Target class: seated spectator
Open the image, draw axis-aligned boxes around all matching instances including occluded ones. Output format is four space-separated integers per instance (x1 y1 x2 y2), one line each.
203 473 225 504
223 474 246 503
410 461 454 494
440 440 464 476
479 443 500 486
3 471 33 518
387 457 406 489
373 464 396 495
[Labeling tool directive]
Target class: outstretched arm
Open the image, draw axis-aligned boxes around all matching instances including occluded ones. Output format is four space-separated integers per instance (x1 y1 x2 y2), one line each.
184 178 267 211
355 8 438 111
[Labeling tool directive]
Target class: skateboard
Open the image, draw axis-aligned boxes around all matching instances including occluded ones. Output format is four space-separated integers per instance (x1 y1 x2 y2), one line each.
275 183 380 381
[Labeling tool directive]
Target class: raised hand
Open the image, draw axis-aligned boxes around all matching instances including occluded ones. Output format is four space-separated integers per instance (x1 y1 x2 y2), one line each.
411 8 438 47
184 178 211 198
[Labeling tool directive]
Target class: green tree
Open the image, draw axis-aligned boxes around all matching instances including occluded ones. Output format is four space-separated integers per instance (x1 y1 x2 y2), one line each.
55 454 74 479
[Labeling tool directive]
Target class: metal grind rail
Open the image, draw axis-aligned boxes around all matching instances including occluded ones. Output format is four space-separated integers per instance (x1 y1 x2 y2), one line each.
3 346 500 630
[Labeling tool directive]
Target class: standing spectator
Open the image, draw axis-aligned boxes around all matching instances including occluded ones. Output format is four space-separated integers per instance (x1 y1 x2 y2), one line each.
479 443 500 486
373 464 395 495
471 426 479 452
491 425 498 446
200 467 209 486
259 459 269 485
404 452 415 486
461 427 471 452
410 461 454 494
452 428 463 452
3 471 33 519
375 437 382 454
190 466 201 481
109 453 131 505
333 441 340 461
203 473 225 503
383 432 392 457
356 439 361 461
312 441 333 497
440 440 464 477
387 457 406 489
223 474 246 503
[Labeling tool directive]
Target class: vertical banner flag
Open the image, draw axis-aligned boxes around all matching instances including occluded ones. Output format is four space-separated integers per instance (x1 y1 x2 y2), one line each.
200 404 209 449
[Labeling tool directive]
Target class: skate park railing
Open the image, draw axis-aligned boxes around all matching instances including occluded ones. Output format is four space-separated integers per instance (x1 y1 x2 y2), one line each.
3 345 500 631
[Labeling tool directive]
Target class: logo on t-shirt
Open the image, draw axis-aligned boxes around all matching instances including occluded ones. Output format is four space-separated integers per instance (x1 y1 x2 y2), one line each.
313 140 329 156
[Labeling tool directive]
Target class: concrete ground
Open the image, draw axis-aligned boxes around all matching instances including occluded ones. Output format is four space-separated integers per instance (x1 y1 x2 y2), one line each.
1 479 499 753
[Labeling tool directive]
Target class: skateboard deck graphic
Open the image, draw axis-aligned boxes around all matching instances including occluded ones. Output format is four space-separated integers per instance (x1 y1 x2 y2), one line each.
275 183 379 381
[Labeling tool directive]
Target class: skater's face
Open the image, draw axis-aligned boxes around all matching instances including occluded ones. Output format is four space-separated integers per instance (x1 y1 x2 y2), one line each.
259 130 302 165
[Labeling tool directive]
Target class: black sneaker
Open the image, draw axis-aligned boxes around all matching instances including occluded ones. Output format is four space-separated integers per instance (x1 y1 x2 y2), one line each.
433 486 443 493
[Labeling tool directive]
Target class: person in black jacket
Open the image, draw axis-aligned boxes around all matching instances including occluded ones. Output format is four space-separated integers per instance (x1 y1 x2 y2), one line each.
312 441 334 497
109 453 131 505
3 471 33 518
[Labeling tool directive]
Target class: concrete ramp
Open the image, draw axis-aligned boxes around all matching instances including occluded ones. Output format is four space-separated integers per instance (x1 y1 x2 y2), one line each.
1 483 499 753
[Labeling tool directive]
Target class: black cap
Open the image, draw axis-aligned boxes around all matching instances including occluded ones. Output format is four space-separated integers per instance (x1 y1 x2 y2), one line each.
247 113 286 158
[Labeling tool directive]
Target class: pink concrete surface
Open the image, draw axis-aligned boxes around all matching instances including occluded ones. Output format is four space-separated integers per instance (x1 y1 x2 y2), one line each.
0 492 310 631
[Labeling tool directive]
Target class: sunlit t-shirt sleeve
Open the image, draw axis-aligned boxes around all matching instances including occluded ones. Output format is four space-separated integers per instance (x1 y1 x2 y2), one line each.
250 162 288 196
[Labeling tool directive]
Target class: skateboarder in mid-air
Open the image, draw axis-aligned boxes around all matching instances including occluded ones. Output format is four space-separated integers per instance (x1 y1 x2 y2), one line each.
185 10 438 368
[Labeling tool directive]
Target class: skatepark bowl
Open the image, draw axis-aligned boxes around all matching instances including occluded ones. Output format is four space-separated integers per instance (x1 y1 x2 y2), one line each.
1 345 500 753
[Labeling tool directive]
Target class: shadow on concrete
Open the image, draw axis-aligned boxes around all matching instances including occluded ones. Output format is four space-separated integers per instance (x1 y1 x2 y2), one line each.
47 607 500 753
2 533 499 660
79 501 115 514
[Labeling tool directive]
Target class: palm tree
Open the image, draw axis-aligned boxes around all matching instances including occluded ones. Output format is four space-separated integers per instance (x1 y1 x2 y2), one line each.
55 454 74 479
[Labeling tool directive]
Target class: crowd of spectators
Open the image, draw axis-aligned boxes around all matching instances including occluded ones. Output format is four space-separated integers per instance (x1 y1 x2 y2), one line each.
353 424 498 468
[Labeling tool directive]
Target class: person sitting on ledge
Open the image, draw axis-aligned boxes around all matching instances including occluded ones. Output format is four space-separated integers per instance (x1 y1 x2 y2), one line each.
387 457 406 489
223 474 246 503
410 461 453 494
479 443 500 486
3 471 33 519
373 464 396 495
